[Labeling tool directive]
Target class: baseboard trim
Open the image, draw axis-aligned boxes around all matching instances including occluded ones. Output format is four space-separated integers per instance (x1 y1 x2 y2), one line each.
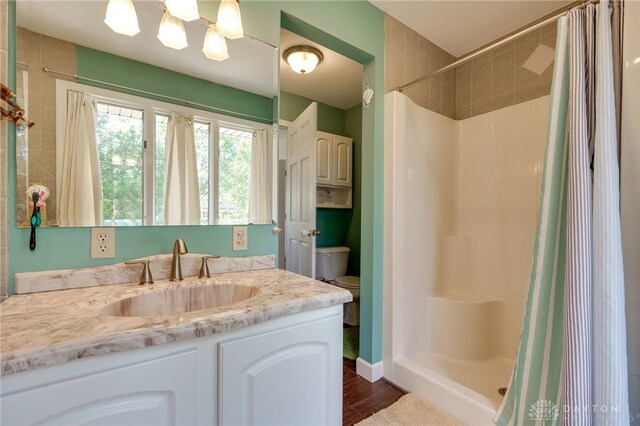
356 357 384 382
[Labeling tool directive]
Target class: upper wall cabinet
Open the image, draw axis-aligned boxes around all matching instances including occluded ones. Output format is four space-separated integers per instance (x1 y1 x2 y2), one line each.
317 131 352 208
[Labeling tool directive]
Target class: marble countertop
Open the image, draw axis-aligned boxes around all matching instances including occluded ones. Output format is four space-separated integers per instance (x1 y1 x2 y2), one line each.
0 269 351 376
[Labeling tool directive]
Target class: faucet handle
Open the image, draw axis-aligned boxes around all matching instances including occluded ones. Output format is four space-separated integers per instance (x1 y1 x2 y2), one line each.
125 260 154 285
198 255 221 278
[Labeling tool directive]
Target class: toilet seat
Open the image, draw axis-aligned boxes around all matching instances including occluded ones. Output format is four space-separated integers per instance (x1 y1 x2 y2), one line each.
334 276 360 298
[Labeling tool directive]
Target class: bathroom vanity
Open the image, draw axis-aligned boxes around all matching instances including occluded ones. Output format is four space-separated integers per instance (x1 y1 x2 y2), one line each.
0 257 351 425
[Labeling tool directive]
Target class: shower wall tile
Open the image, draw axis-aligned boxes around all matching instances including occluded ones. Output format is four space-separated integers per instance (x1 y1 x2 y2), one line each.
385 14 456 119
16 27 76 226
384 14 556 121
454 22 557 120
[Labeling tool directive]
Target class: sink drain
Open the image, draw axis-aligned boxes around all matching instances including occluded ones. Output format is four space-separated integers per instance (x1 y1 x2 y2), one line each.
498 387 507 396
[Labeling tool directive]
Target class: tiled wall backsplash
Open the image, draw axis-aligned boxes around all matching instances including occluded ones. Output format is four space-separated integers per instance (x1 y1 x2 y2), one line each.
385 14 557 121
15 27 76 226
385 15 456 119
455 22 556 120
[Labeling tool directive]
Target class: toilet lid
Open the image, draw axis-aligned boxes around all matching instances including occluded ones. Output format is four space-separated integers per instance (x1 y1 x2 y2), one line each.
335 276 360 288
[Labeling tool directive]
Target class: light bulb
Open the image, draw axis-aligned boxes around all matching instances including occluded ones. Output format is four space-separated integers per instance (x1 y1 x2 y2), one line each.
284 46 323 75
165 0 199 22
216 0 244 40
157 10 188 50
104 0 140 37
202 24 229 61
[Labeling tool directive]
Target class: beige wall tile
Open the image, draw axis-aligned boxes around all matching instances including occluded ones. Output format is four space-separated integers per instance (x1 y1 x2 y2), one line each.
493 48 515 75
442 86 453 106
540 64 554 95
442 102 454 119
456 104 472 120
515 39 540 67
430 100 443 114
473 99 492 116
492 91 515 111
456 84 472 108
406 27 419 49
456 66 472 88
418 94 430 110
406 87 418 104
472 79 491 104
430 79 442 102
541 27 557 48
473 57 493 84
492 71 515 97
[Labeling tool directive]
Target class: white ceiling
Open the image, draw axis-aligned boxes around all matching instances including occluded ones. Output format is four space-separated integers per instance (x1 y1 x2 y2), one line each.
370 0 572 57
16 1 278 98
280 29 363 110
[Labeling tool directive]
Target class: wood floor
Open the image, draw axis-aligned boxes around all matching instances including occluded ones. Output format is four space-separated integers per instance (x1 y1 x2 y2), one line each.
342 358 407 425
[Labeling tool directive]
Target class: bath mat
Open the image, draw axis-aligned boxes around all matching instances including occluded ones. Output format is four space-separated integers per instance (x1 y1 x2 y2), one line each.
355 393 463 426
343 326 359 360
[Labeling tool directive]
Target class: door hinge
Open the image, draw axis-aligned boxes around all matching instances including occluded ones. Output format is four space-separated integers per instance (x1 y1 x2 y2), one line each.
143 140 147 149
284 169 287 176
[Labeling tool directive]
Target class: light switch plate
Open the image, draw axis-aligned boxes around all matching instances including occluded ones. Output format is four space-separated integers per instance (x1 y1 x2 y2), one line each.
232 226 248 251
91 227 115 259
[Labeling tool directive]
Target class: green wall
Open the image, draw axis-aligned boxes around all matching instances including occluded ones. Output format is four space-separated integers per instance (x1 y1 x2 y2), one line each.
345 104 363 276
7 0 385 366
279 91 345 134
76 46 273 124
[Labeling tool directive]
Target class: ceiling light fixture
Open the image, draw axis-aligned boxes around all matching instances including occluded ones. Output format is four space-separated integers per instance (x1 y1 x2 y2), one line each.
202 23 229 61
157 9 188 50
104 0 140 36
165 0 200 22
283 45 324 75
216 0 244 40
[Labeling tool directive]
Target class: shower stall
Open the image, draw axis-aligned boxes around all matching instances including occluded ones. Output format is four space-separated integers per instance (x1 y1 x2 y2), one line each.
383 90 550 424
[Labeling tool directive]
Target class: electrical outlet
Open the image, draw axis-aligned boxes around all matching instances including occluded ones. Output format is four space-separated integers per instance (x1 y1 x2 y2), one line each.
232 226 248 251
91 227 115 259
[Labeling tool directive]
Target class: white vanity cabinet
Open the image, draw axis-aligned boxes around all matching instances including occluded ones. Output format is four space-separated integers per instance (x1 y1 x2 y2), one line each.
0 306 343 426
317 131 353 208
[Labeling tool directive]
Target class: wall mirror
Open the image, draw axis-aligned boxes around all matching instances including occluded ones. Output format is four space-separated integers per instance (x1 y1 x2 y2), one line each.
15 0 278 228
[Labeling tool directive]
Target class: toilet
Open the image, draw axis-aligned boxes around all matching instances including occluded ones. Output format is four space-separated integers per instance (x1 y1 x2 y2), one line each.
315 247 360 326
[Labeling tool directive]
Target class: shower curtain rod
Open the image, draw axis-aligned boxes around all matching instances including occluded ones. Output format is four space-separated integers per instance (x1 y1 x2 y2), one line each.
395 0 603 93
41 67 273 124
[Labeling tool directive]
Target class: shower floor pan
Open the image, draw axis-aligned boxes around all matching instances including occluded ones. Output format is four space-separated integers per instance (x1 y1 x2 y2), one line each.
417 353 513 405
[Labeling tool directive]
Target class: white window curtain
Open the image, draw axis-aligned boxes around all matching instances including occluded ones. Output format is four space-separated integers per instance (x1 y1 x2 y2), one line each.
57 90 102 227
164 113 200 225
248 129 272 224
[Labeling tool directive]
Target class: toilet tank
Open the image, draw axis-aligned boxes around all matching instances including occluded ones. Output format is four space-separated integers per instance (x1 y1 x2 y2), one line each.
315 247 350 281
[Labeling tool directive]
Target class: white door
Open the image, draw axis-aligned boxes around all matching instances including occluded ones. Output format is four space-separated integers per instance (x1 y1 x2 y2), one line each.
285 103 318 278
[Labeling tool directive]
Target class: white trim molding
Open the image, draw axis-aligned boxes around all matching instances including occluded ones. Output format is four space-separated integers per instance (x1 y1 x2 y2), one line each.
356 357 384 382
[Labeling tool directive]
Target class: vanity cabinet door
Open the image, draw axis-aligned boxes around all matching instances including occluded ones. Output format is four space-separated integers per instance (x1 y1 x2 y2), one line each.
1 348 200 426
219 313 342 426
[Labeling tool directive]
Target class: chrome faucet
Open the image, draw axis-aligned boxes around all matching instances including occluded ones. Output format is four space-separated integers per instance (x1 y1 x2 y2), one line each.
169 239 188 281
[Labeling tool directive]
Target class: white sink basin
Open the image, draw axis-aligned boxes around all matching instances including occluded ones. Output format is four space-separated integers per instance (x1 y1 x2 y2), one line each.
102 283 260 317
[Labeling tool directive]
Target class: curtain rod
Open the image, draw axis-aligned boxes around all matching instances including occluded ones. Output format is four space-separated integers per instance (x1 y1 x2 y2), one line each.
42 67 273 124
395 0 603 93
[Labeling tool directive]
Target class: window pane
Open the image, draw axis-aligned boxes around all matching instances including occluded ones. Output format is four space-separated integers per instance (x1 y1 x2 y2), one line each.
218 127 251 224
155 115 167 225
96 103 144 226
194 122 210 225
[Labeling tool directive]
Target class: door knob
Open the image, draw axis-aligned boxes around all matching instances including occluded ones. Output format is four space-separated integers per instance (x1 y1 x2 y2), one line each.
308 228 320 237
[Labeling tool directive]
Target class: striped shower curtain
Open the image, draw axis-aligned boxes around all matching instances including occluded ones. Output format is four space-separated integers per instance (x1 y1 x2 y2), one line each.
495 1 629 424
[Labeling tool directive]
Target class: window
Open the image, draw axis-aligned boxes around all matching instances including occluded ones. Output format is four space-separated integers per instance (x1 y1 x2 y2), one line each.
218 127 252 224
96 103 144 226
57 81 268 226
